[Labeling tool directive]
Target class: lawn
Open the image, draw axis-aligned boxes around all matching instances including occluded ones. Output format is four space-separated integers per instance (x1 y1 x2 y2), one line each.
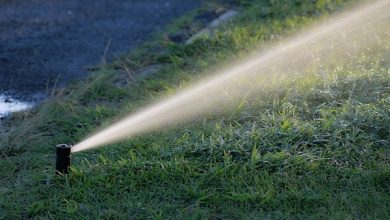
1 0 389 218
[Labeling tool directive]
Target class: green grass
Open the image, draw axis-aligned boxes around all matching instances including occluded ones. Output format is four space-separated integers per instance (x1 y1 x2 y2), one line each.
1 0 389 218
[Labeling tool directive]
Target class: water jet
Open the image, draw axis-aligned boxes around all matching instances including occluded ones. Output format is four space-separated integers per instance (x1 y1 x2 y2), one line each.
71 0 389 153
55 144 72 175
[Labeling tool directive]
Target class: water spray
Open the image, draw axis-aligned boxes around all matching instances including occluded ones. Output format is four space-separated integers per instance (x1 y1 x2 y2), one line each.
68 0 389 154
55 144 72 175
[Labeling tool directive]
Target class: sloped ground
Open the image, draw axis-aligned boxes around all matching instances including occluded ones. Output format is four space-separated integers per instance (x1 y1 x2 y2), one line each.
0 0 389 218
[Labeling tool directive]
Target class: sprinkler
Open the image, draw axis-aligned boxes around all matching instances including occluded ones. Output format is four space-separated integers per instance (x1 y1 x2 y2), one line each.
56 144 72 175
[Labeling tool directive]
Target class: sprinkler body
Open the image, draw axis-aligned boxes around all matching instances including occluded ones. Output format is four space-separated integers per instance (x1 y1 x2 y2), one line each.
56 144 71 175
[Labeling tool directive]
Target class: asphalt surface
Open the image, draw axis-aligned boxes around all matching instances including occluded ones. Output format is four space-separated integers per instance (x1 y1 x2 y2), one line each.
0 0 202 100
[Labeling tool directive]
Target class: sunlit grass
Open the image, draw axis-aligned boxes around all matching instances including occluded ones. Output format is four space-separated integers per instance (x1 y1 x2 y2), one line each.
0 0 389 218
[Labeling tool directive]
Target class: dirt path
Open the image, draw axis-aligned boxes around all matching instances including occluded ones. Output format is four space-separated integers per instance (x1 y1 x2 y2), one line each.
0 0 202 100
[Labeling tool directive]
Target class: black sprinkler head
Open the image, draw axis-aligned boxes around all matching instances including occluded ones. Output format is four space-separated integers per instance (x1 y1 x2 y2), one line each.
56 144 71 175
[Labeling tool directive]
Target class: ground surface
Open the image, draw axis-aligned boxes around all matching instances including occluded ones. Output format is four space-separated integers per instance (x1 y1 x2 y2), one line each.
0 0 201 99
1 0 389 219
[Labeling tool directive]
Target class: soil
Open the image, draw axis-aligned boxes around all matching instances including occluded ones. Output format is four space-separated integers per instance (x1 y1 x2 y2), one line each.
0 0 202 100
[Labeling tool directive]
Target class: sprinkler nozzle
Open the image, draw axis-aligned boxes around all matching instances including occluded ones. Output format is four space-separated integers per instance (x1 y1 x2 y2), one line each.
56 144 71 175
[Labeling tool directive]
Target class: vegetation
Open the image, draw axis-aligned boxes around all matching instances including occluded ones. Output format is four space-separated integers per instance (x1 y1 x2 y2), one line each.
1 0 389 218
